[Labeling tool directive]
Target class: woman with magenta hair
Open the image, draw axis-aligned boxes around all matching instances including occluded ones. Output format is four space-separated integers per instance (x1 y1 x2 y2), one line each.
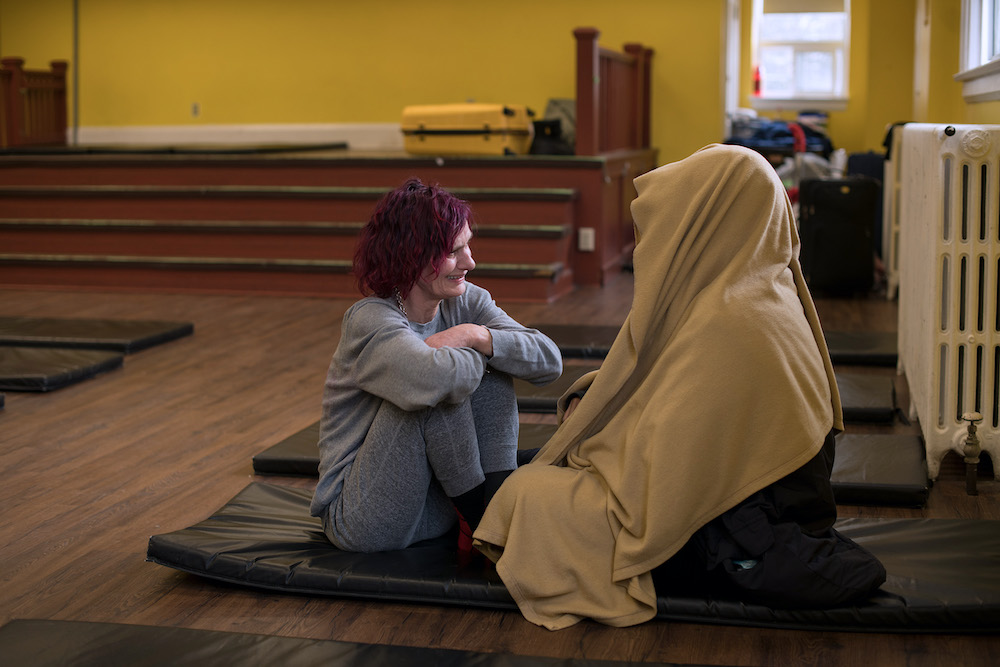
310 178 562 553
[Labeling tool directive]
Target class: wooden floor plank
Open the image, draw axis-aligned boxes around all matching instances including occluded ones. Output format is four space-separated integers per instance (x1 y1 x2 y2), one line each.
0 277 997 666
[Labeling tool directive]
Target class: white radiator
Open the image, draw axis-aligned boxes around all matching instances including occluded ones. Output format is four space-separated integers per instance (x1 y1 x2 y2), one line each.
897 123 1000 479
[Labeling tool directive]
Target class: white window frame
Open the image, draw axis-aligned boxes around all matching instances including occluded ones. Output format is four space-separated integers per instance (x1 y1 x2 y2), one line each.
957 0 1000 102
750 0 850 112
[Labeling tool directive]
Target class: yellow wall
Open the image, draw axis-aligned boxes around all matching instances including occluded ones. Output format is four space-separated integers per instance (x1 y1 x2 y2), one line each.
963 99 1000 124
1 0 995 161
860 0 917 148
0 0 73 69
914 0 964 122
917 0 1000 125
0 0 727 163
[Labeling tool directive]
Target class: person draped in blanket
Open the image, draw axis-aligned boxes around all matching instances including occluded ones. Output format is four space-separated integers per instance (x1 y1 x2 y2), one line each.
474 144 886 630
311 178 562 552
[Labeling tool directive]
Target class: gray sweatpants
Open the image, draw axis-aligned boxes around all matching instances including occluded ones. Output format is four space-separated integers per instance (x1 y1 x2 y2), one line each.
322 370 517 552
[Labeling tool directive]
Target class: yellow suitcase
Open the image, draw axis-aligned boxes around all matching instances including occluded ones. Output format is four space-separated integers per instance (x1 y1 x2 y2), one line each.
401 103 535 156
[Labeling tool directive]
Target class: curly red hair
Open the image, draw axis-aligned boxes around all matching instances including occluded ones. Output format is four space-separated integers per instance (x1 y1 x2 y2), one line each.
354 178 472 299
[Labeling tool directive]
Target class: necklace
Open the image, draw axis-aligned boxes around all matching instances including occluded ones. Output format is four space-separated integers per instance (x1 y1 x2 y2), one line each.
394 289 407 318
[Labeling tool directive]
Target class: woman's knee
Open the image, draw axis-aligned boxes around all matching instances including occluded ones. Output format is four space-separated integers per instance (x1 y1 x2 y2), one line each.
473 369 516 408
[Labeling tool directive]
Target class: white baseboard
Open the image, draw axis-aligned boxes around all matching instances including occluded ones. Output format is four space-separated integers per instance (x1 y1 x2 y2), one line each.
73 123 405 151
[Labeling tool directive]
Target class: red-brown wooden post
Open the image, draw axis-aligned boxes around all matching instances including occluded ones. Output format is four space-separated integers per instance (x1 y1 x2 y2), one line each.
2 57 26 147
0 68 8 147
623 43 644 150
50 60 69 146
574 27 601 156
623 43 654 150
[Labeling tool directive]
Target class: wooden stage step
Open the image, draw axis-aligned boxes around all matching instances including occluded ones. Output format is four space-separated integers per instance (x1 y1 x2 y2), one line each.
0 218 573 266
0 253 572 301
0 185 575 222
0 147 658 293
0 185 577 302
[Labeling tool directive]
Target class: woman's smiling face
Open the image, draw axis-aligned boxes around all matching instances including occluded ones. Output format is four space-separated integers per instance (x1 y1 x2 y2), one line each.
413 222 475 304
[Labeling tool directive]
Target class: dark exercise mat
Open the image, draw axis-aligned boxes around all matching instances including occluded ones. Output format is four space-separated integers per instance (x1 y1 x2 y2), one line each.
253 421 558 476
0 620 684 667
147 482 1000 634
253 422 322 476
252 423 927 508
515 365 894 423
521 426 928 508
528 323 621 359
825 330 898 367
514 363 601 413
832 433 928 507
836 373 895 423
0 347 123 391
530 325 898 367
0 316 194 353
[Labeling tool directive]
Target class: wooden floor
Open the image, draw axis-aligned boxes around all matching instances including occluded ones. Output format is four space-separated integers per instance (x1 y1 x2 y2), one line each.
0 274 997 666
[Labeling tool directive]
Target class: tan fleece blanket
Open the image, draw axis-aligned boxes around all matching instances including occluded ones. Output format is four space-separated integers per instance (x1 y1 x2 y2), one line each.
474 144 844 630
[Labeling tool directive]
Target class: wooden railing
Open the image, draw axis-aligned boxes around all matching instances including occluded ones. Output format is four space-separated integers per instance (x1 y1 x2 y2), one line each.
1 58 69 149
574 27 654 156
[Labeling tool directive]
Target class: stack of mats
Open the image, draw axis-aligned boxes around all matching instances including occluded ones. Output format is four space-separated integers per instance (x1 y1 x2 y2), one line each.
526 324 899 367
524 323 923 506
0 317 193 392
252 421 928 509
251 323 923 508
512 361 897 423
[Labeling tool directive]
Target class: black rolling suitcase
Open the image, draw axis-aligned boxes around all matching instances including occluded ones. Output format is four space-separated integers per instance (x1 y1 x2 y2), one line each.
798 178 880 294
847 151 886 257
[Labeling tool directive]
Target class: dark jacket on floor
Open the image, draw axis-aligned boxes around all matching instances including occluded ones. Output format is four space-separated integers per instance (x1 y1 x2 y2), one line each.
654 431 887 608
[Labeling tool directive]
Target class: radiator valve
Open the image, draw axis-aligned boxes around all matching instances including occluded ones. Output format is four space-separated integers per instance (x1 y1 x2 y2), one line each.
961 412 983 496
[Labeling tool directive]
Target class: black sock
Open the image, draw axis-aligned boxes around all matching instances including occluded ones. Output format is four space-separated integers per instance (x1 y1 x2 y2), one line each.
452 483 485 530
452 470 514 532
516 448 540 467
483 469 514 504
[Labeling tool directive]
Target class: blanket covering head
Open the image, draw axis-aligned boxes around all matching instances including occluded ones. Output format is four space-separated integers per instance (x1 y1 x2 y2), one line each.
474 144 844 630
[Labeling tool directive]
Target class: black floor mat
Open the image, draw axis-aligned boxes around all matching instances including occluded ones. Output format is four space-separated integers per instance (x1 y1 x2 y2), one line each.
0 347 123 391
531 324 898 367
146 483 1000 634
0 316 193 353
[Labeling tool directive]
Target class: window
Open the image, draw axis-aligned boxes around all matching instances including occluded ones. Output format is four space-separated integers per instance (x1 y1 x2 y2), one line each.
751 0 850 110
957 0 1000 101
989 1 1000 60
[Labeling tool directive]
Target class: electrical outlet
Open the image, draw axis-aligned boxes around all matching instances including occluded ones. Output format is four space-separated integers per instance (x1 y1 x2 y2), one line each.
578 227 596 252
191 102 200 118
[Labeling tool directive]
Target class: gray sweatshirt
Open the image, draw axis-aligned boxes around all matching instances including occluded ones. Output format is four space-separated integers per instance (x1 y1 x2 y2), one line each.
310 282 562 517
